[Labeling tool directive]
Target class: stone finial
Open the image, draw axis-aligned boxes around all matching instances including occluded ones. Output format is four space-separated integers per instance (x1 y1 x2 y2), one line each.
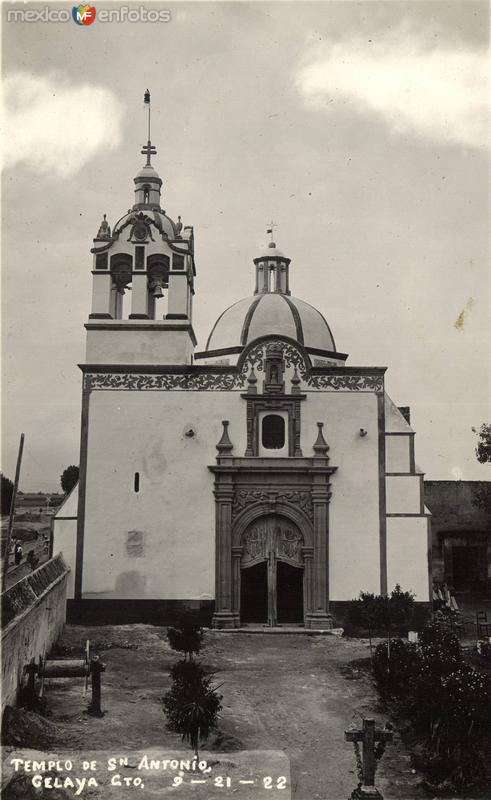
247 366 258 394
313 422 329 457
216 420 233 454
291 365 301 394
96 213 111 239
175 215 183 236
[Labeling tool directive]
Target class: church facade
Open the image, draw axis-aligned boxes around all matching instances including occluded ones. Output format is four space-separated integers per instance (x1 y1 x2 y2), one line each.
53 130 432 627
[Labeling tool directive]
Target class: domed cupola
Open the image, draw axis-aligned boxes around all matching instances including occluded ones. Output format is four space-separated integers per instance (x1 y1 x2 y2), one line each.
253 239 291 294
195 230 348 367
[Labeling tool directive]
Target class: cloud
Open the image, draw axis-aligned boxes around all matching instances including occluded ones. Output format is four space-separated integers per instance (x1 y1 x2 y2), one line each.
297 31 489 149
2 73 124 178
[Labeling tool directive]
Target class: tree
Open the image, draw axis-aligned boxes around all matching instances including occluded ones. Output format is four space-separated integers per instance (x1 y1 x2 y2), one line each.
473 424 491 464
471 425 491 515
60 465 79 495
1 474 14 515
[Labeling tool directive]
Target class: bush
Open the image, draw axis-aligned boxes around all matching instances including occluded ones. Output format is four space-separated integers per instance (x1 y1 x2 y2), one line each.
410 642 463 732
167 612 204 661
163 659 222 756
419 620 460 657
348 584 416 640
426 665 491 791
372 639 421 701
371 616 490 793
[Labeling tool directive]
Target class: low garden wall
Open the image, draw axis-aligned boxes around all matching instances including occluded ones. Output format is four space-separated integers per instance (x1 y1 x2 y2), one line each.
1 554 69 715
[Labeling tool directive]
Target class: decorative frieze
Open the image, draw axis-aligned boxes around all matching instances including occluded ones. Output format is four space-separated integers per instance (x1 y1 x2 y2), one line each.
308 374 384 392
83 337 383 393
232 488 314 521
84 368 383 393
84 372 242 392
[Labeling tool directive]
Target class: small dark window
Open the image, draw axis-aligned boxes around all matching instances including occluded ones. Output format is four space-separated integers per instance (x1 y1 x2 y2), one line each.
134 472 140 492
173 254 185 270
262 415 285 449
95 253 108 270
135 246 145 270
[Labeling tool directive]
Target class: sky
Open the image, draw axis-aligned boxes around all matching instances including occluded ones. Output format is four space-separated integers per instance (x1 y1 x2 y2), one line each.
1 0 490 491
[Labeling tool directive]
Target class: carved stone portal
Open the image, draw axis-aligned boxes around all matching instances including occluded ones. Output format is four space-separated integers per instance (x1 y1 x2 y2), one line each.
209 454 336 629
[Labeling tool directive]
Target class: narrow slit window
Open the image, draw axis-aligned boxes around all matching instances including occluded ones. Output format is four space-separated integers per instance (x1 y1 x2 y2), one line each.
262 415 285 449
134 472 140 493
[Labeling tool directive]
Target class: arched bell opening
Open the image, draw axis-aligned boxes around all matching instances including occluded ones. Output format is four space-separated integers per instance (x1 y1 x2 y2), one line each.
110 254 133 319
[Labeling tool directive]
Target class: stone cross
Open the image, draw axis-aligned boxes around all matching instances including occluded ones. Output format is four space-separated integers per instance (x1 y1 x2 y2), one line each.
345 718 393 798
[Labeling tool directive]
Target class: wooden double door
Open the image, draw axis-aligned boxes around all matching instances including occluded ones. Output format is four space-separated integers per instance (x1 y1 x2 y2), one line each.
240 515 304 626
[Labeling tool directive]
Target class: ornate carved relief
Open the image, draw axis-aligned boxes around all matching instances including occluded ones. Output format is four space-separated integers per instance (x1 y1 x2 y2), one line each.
232 489 313 521
276 526 303 564
242 518 303 568
242 525 267 563
241 341 309 380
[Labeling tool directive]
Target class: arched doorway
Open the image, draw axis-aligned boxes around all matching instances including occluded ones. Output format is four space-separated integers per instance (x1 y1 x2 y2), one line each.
240 515 304 626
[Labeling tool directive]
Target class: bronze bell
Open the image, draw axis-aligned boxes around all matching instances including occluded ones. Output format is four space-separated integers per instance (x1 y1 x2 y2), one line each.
152 282 164 299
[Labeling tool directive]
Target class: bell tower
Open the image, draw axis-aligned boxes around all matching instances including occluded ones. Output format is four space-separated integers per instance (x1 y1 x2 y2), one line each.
86 90 197 365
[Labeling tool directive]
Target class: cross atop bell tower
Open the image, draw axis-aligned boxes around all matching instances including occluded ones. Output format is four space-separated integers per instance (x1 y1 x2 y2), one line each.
141 89 157 166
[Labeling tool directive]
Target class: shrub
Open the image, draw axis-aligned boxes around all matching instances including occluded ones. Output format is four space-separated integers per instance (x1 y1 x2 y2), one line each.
167 612 204 661
372 639 421 701
419 620 461 657
348 585 416 641
163 659 222 757
371 616 490 793
427 665 491 791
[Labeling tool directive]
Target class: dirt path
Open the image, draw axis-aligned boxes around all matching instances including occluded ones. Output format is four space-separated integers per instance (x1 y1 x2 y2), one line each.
11 625 424 800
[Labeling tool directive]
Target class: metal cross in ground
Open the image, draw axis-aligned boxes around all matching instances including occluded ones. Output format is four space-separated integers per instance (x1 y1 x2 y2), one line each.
345 718 393 799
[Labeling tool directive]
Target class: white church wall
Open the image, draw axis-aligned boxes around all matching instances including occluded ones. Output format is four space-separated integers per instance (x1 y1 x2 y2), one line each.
386 516 430 600
85 326 194 365
52 519 77 598
386 475 422 514
52 484 78 599
302 391 381 600
81 389 247 600
386 434 411 473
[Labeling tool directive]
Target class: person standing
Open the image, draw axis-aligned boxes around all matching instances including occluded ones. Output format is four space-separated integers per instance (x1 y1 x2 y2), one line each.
14 542 23 566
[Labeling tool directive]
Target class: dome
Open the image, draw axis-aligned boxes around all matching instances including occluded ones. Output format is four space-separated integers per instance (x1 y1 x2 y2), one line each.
206 293 337 354
134 164 161 182
255 241 286 259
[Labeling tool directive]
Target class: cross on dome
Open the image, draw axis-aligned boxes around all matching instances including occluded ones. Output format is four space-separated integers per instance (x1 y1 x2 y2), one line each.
141 141 157 166
266 220 277 245
141 89 157 166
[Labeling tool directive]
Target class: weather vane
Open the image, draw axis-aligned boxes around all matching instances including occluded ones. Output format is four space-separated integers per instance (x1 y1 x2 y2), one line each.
141 89 157 166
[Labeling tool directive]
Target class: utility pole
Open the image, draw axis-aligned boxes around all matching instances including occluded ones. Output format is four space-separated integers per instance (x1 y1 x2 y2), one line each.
2 433 25 585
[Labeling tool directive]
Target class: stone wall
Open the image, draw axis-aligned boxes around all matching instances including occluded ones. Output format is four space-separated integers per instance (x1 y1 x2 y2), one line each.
424 481 491 589
1 554 69 715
